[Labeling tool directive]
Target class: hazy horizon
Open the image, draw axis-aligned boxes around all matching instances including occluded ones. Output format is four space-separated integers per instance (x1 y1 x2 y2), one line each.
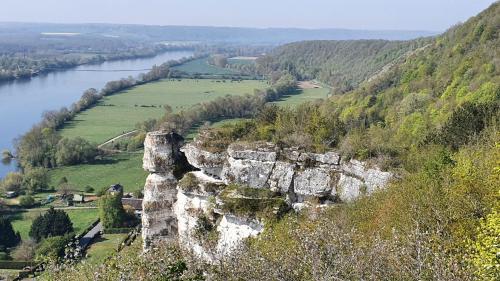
0 0 496 32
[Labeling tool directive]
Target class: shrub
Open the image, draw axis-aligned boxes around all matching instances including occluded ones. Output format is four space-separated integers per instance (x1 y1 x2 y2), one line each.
18 195 35 208
178 173 199 192
0 219 19 248
35 234 73 262
29 207 74 242
84 185 95 193
98 191 127 229
132 190 143 199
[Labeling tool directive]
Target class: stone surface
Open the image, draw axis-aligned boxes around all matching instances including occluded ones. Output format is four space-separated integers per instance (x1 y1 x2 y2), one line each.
221 157 275 188
216 214 264 255
182 143 226 178
143 131 184 173
294 167 335 197
268 161 295 193
335 173 364 202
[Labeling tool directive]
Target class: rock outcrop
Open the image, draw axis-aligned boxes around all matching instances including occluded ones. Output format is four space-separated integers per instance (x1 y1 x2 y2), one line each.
142 131 184 250
142 131 393 259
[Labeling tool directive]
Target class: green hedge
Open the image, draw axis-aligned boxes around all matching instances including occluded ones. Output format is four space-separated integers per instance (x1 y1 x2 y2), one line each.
102 228 133 234
0 260 32 269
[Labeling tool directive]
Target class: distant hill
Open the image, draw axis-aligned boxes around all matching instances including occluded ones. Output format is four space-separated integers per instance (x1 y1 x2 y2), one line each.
257 39 431 93
0 22 436 45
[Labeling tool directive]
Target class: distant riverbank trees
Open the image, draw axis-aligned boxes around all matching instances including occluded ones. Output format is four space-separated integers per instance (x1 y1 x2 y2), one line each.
0 44 194 83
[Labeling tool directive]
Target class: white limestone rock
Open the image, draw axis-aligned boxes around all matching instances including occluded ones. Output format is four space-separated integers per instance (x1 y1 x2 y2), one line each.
294 167 335 197
227 142 277 162
335 173 364 202
216 214 264 256
182 143 226 178
143 131 184 173
268 161 295 193
341 159 392 193
221 157 275 188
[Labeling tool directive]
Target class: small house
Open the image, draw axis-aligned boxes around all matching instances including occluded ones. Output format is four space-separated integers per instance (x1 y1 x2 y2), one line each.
108 184 123 195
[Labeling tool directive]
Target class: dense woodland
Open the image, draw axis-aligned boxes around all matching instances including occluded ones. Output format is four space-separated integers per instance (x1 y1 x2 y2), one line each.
43 2 499 280
256 38 430 93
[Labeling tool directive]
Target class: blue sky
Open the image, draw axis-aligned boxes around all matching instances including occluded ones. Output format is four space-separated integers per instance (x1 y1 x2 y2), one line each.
0 0 496 31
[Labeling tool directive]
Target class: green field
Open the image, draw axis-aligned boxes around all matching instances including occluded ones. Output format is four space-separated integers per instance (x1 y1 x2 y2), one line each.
9 208 99 240
60 79 266 143
49 153 146 193
273 87 330 107
172 58 239 75
85 234 127 264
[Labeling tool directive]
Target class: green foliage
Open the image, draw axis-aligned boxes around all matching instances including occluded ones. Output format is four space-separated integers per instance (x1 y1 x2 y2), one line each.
98 191 127 229
35 234 73 263
22 167 50 193
18 195 35 208
178 173 200 192
468 209 500 280
84 185 95 193
55 137 98 166
0 218 21 249
29 207 74 242
0 172 23 193
219 184 288 219
259 39 429 93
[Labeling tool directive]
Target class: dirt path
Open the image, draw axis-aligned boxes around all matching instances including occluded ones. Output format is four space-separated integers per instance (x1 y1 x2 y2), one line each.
98 130 138 149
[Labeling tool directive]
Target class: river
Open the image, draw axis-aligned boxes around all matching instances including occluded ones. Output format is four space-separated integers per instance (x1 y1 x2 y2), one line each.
0 50 193 179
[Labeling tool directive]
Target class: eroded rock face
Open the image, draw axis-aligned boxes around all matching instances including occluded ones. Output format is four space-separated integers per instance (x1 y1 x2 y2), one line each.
182 143 226 178
142 132 393 258
143 131 184 173
142 131 184 250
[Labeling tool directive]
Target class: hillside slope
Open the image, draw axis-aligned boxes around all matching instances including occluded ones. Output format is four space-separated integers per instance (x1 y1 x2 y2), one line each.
258 39 430 93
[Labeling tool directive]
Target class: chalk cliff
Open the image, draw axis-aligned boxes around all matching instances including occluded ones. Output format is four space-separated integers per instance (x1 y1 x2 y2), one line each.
142 131 392 260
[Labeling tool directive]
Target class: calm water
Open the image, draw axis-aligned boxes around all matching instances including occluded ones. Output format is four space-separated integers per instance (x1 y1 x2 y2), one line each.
0 50 193 179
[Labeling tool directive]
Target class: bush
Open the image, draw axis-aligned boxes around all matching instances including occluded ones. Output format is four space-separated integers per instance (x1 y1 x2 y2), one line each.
132 190 143 199
0 172 23 193
0 251 10 260
29 207 74 242
18 195 35 208
84 185 95 193
178 173 200 192
98 191 127 229
23 167 50 193
35 234 73 262
0 218 21 249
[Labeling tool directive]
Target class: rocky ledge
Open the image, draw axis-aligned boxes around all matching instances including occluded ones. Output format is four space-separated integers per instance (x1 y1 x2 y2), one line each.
142 131 393 261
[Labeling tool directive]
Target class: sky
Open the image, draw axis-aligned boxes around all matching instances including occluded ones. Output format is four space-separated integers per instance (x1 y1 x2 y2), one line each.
0 0 496 31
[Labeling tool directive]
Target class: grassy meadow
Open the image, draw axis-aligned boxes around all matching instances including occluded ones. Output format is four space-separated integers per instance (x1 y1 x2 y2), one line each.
60 79 267 143
49 153 145 193
172 58 239 75
85 234 127 264
273 87 330 107
8 208 99 240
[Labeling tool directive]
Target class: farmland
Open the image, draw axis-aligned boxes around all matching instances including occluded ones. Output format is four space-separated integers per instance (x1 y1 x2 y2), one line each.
49 153 146 193
60 79 267 143
172 57 239 75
